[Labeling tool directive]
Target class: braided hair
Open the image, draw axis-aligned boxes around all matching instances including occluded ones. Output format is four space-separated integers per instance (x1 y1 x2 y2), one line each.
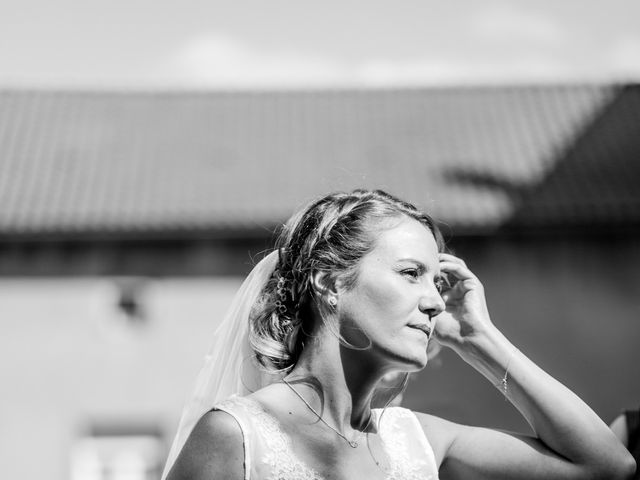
248 189 444 371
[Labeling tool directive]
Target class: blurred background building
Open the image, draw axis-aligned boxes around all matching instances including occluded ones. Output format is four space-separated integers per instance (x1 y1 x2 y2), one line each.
1 1 640 479
1 84 639 480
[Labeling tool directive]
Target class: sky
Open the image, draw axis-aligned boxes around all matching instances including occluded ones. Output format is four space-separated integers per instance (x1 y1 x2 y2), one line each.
1 0 639 89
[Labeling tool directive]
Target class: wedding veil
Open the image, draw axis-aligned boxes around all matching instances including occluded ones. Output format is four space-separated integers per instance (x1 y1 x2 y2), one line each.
161 250 279 480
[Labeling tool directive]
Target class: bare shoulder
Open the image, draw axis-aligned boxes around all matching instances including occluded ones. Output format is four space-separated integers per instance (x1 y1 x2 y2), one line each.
166 410 245 480
412 411 468 467
246 382 299 417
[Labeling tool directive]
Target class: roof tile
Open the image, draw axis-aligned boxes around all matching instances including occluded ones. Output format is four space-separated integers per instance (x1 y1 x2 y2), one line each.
0 85 631 236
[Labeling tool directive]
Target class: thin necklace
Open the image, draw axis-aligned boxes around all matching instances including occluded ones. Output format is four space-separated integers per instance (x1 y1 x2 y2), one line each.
282 378 371 448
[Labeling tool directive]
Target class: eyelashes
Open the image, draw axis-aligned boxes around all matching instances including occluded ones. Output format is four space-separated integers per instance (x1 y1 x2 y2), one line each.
401 268 423 280
400 268 450 293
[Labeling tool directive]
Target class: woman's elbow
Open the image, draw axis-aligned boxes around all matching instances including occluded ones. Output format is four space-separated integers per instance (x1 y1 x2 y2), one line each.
616 451 636 480
591 450 636 480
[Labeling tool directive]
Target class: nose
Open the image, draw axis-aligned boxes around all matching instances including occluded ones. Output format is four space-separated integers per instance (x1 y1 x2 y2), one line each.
419 285 445 319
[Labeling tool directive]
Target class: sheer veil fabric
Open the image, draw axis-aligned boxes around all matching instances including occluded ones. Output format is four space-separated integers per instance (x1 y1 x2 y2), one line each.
161 251 279 480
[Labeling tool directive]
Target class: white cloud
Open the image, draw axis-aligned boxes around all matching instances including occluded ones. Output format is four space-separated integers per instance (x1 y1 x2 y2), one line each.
608 35 640 78
470 4 566 45
167 33 348 87
161 30 638 89
355 56 575 86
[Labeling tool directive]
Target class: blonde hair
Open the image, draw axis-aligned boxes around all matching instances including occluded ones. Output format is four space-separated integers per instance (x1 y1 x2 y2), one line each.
249 189 444 371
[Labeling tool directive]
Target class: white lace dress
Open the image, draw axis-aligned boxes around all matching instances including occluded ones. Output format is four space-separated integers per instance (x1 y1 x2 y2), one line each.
214 395 439 480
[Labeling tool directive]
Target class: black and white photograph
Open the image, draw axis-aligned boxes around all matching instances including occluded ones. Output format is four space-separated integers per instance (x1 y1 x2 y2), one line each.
1 1 639 479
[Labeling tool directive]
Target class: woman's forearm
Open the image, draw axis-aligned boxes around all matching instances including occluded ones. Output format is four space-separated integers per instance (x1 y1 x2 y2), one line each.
458 326 634 476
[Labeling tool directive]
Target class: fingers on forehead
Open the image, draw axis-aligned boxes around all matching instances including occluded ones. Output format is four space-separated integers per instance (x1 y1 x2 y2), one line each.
438 253 467 266
438 260 475 280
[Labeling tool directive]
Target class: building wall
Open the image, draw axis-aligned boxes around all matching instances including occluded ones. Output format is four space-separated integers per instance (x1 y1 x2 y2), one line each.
0 277 242 480
1 234 639 479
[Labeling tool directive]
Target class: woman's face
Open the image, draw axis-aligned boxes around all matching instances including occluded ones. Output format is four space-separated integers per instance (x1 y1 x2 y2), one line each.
336 216 445 371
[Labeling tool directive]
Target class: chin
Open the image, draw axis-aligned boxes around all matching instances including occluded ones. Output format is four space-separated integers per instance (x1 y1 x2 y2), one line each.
407 355 429 371
394 344 429 371
374 337 429 371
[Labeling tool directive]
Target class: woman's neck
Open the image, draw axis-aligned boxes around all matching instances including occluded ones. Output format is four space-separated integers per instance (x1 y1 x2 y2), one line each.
286 326 386 432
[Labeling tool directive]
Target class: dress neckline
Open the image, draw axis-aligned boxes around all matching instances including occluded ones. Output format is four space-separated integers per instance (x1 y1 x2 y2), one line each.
224 395 394 479
216 394 438 480
235 393 383 433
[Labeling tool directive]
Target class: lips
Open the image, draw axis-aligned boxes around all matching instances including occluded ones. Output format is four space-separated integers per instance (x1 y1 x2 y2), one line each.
409 323 432 338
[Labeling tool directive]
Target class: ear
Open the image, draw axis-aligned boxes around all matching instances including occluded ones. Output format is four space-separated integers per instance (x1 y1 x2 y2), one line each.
310 270 339 298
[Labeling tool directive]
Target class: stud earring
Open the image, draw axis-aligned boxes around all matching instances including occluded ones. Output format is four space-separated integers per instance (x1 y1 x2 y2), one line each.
328 297 338 307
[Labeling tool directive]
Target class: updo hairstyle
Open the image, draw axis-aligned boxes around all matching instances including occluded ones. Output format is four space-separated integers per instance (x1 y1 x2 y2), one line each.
249 189 444 372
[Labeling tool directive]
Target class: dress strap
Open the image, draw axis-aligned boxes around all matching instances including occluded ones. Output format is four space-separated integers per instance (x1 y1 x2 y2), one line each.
213 395 324 480
377 407 439 479
214 396 252 480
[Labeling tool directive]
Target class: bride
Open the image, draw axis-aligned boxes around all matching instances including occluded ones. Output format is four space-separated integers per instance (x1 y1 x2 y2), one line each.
163 189 634 480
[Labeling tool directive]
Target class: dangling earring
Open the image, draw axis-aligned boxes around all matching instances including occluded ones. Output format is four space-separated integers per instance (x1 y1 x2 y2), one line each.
328 297 338 307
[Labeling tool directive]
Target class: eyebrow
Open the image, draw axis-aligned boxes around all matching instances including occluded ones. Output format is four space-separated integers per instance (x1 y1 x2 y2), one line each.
396 258 427 270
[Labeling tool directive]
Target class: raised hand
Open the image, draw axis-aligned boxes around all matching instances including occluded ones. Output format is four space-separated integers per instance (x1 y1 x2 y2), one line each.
434 253 494 353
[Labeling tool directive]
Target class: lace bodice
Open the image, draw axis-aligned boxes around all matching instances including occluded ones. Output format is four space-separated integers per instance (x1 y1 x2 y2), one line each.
214 395 439 480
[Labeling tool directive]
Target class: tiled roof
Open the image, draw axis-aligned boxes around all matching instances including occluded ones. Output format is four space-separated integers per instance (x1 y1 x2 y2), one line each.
508 85 640 230
0 84 634 237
